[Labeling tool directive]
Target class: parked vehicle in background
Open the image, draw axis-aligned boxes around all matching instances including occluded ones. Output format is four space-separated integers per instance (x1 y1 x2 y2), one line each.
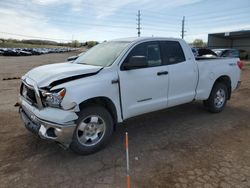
192 48 199 57
239 49 248 60
0 47 76 56
212 49 240 58
19 37 242 155
18 50 32 56
192 48 217 58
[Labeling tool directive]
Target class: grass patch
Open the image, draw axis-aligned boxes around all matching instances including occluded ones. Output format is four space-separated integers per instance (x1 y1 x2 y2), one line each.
243 61 250 66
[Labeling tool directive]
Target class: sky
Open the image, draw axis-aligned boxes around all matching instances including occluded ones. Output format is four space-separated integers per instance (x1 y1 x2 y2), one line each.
0 0 249 43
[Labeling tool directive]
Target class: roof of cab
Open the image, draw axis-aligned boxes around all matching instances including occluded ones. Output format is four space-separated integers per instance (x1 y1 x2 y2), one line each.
110 37 183 43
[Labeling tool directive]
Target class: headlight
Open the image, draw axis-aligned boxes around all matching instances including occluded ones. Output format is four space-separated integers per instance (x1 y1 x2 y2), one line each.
41 88 66 108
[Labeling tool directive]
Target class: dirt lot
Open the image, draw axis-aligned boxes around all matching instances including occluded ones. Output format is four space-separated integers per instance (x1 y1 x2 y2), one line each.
0 53 250 188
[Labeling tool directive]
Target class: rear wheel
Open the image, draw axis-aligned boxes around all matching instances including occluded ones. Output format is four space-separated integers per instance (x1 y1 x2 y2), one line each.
70 105 114 155
203 83 228 113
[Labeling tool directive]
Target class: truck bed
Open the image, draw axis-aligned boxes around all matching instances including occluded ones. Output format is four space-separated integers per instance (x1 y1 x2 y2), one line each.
195 56 226 61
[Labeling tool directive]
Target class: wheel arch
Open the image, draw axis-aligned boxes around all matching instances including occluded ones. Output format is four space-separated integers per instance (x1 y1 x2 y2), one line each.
213 75 232 99
78 97 118 125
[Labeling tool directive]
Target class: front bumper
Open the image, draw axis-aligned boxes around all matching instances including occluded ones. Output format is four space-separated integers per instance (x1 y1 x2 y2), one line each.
19 98 77 147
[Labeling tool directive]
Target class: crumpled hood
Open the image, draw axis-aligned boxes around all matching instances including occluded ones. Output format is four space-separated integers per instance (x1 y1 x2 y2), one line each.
24 62 102 87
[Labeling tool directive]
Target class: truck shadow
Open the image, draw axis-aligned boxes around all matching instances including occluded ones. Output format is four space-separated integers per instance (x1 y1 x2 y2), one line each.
2 100 249 187
32 101 249 159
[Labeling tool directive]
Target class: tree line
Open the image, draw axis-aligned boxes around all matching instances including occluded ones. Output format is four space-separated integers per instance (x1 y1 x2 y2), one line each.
0 38 99 48
0 38 207 48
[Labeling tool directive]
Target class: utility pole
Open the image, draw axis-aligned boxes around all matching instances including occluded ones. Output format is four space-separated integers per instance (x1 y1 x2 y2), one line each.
136 10 141 37
71 34 74 47
181 16 185 39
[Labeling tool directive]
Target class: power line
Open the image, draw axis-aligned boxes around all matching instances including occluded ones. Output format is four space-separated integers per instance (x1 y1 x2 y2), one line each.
0 1 180 18
143 10 249 26
0 1 246 27
186 26 250 37
187 5 250 18
46 13 180 30
0 10 185 33
5 0 249 19
1 0 249 23
188 13 250 24
2 9 247 31
1 2 249 41
0 31 71 42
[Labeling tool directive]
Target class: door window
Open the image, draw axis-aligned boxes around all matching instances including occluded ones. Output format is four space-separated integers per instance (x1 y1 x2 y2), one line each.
123 42 162 69
230 50 239 57
160 41 186 65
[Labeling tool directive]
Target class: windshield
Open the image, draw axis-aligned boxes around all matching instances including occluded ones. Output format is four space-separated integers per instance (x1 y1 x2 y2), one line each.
74 41 130 67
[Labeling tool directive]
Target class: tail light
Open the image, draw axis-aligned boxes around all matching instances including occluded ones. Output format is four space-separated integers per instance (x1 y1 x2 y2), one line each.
237 61 243 70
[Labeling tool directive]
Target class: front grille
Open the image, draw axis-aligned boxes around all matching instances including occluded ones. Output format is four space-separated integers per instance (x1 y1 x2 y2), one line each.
21 83 37 105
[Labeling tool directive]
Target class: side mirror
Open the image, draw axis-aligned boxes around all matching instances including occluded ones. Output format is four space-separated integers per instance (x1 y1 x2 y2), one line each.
123 56 147 70
67 55 78 61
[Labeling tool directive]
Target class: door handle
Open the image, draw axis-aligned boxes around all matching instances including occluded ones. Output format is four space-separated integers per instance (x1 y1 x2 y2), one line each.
111 79 119 84
157 71 168 76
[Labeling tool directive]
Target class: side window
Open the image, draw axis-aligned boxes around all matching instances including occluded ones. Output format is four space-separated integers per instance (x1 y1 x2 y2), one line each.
147 44 161 66
221 50 229 57
124 42 162 68
160 41 186 65
231 50 239 57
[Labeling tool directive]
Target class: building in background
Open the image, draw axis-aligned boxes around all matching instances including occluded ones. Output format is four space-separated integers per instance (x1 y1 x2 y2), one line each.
208 30 250 59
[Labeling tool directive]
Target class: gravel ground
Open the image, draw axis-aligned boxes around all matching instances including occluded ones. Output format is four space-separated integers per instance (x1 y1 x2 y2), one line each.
0 54 249 188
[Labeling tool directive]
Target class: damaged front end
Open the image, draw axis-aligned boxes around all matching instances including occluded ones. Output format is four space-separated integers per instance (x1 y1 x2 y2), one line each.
19 106 76 147
19 78 78 147
18 63 104 147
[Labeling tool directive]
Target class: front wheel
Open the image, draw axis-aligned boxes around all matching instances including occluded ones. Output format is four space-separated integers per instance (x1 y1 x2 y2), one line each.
203 83 228 113
70 105 114 155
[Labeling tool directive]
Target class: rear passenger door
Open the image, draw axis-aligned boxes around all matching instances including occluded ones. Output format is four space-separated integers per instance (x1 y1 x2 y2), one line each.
160 41 198 107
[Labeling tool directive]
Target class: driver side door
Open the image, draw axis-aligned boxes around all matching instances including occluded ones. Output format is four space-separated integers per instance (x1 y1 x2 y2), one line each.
118 41 169 119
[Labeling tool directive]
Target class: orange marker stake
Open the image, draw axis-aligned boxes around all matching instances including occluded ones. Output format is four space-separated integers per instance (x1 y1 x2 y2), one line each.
125 132 131 188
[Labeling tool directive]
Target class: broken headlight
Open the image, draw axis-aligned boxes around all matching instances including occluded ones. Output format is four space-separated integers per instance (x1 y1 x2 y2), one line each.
41 88 66 108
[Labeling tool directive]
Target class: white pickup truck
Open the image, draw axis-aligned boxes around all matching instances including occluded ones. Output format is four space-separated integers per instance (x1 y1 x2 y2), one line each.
19 37 242 154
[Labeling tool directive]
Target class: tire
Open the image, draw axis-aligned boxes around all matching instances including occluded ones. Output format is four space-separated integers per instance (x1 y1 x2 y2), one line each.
70 105 114 155
203 83 228 113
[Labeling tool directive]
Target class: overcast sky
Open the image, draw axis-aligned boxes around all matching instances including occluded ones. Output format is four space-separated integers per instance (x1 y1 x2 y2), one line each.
0 0 249 43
